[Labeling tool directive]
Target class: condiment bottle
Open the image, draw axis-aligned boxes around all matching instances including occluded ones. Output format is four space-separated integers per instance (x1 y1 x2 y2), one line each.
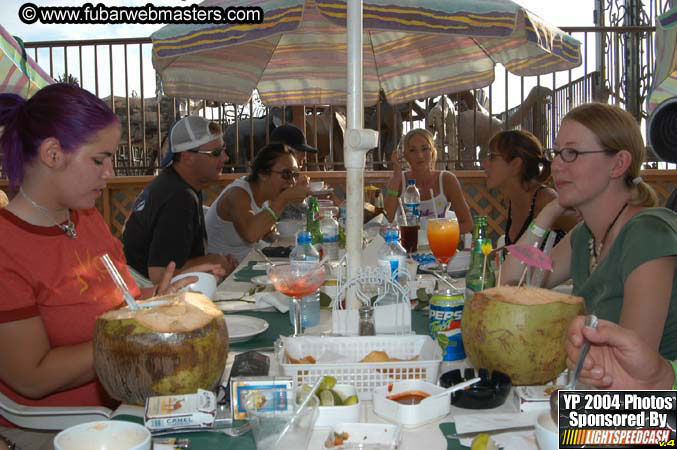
358 305 375 336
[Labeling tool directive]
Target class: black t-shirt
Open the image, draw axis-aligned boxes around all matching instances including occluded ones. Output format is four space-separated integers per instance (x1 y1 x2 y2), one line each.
122 166 207 277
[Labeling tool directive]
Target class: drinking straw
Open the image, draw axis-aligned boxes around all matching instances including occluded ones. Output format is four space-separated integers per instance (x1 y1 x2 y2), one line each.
480 241 492 290
517 265 529 288
397 198 408 226
274 376 324 446
100 254 139 310
429 189 439 217
497 261 502 287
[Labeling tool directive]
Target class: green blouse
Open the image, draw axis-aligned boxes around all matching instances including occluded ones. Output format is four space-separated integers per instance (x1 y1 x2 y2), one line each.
570 208 677 360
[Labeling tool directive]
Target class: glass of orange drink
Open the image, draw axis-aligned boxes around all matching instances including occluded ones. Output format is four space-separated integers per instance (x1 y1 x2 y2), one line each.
427 217 460 274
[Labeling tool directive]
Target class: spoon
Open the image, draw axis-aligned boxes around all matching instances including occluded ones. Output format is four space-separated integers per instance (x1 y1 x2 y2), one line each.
424 377 482 403
549 314 598 422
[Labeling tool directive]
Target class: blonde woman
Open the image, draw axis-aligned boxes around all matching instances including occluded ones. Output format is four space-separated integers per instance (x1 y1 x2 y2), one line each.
501 103 677 359
384 128 472 234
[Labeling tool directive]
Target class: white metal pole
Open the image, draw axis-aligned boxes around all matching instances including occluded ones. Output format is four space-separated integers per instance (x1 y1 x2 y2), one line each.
345 0 365 309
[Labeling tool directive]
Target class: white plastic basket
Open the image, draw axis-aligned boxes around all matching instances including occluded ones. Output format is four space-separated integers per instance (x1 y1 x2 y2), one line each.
277 335 442 400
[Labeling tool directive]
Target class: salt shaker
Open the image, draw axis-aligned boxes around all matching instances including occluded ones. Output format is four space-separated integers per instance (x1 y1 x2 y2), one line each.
358 305 375 336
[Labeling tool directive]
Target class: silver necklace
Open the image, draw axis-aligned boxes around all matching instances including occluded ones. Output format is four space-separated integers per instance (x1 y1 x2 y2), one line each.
19 187 77 239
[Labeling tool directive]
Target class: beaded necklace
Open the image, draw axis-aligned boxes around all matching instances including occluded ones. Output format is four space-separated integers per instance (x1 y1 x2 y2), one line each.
588 203 627 272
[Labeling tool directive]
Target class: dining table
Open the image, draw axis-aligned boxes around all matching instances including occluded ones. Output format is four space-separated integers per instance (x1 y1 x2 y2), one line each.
113 249 546 450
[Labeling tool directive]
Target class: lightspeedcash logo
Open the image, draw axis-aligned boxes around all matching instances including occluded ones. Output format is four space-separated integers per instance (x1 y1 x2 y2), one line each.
19 3 263 25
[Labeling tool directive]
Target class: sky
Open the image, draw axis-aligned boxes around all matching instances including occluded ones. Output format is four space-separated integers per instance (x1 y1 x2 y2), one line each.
2 0 598 115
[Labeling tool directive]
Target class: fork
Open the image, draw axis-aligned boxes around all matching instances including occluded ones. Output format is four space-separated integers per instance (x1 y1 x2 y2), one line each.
150 421 252 437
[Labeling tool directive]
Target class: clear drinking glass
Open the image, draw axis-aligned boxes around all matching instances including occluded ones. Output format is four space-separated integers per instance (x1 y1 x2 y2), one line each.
426 217 460 274
267 263 327 336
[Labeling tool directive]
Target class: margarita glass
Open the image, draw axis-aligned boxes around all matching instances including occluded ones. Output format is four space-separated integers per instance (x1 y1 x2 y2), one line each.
267 263 327 336
427 217 460 274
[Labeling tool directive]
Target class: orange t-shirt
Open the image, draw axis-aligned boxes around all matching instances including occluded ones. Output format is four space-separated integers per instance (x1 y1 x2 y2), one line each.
0 208 140 426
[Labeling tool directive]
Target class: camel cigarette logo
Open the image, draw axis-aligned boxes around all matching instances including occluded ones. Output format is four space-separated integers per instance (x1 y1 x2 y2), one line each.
561 429 673 446
559 391 676 449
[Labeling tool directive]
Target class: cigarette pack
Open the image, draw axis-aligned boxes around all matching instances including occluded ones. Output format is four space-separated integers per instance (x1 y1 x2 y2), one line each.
144 389 216 431
230 376 294 420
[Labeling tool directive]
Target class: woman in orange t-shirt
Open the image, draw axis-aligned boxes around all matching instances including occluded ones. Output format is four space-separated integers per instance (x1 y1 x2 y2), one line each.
0 84 223 447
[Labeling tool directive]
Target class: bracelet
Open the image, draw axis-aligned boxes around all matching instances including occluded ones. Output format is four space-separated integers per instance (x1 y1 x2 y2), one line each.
386 188 399 197
671 361 677 390
528 221 549 238
264 206 278 222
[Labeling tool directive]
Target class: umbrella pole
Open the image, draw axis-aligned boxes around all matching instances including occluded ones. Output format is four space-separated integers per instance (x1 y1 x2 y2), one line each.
345 0 378 310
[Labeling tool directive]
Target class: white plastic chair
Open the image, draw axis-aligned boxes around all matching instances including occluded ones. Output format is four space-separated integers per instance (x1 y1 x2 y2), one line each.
0 391 112 430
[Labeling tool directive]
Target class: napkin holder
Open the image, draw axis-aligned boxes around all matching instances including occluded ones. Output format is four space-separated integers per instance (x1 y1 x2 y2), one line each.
332 263 411 336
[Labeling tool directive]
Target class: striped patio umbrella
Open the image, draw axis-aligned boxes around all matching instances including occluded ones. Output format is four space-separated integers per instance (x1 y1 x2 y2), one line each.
647 5 677 162
151 0 581 106
0 25 53 98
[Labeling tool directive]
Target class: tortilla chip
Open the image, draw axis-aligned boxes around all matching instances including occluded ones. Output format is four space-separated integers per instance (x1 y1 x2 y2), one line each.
285 350 316 364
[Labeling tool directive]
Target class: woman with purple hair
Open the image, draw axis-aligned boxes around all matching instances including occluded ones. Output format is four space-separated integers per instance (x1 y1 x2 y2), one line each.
0 83 220 448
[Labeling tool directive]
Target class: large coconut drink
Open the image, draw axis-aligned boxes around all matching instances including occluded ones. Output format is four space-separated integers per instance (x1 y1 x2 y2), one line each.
462 286 584 385
94 292 229 405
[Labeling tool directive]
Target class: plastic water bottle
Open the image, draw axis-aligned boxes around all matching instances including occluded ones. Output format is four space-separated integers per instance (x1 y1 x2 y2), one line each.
403 179 421 225
288 231 321 327
320 209 339 262
377 228 409 305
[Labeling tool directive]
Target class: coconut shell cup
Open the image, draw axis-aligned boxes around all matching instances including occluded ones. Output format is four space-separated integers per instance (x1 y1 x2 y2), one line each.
461 286 584 385
93 292 229 405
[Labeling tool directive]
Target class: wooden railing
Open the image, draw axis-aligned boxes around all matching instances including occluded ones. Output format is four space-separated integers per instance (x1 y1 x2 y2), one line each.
2 170 675 241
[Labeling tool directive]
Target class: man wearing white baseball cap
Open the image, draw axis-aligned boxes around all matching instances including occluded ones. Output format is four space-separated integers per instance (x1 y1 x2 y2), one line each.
123 116 237 284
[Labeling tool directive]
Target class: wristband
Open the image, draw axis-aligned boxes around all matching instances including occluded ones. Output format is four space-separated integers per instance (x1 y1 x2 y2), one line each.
264 206 278 222
528 221 549 238
671 361 677 390
386 188 399 197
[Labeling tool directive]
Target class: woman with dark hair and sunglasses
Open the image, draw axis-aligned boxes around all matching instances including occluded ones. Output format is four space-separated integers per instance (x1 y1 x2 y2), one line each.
501 103 677 360
482 130 578 254
206 143 311 262
0 84 222 448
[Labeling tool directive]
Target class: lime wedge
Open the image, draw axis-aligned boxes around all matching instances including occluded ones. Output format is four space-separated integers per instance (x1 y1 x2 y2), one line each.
319 376 337 391
343 395 359 406
330 390 343 406
319 390 335 406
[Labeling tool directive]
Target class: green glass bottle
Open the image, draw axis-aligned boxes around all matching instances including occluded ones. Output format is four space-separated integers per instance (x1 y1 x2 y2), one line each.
306 196 323 246
464 216 496 301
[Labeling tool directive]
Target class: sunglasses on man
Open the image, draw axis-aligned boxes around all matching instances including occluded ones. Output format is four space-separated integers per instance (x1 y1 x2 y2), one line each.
188 146 226 157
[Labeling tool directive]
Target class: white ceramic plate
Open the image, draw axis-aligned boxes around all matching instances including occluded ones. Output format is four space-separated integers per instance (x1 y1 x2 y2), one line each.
251 275 273 287
214 299 275 313
224 315 270 343
309 188 334 196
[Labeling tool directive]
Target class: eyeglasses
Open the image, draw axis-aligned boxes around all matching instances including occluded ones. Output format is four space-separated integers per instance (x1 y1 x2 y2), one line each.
188 146 226 157
270 168 300 181
544 147 614 163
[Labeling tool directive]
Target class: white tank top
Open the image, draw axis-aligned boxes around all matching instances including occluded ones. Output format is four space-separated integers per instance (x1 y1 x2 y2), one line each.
397 171 454 246
399 171 450 219
205 177 265 263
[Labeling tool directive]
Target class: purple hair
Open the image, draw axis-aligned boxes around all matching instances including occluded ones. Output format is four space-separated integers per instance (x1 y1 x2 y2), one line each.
0 83 119 188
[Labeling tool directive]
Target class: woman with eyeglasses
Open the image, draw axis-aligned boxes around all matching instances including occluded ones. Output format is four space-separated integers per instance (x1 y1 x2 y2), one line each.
482 130 578 255
205 143 311 262
501 103 677 360
0 84 221 448
384 128 472 234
